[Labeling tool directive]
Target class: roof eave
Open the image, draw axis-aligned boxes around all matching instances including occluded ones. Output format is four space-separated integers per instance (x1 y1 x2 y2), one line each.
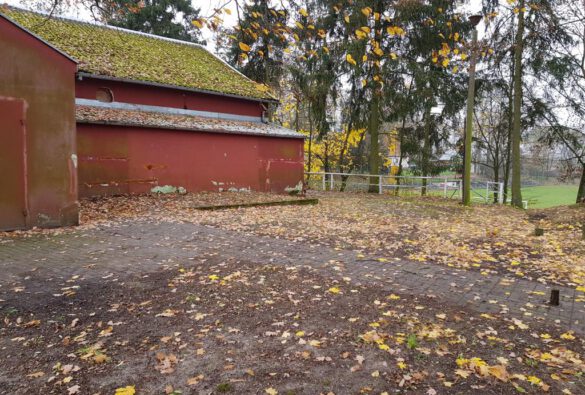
77 72 279 104
76 119 305 139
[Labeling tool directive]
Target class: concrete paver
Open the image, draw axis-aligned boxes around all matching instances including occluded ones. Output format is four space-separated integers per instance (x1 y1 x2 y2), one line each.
1 220 583 334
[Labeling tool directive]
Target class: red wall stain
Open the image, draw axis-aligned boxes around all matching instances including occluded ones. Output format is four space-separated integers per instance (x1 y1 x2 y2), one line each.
77 124 304 197
76 77 266 117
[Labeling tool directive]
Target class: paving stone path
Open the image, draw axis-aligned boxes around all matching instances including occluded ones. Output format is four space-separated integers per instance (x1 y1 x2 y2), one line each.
1 220 583 334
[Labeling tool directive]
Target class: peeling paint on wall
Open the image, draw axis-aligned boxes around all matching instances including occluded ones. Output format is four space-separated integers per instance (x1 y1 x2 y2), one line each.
285 181 303 195
151 185 187 194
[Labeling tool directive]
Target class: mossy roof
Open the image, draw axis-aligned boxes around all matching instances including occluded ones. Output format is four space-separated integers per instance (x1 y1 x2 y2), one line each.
77 105 303 139
3 7 275 101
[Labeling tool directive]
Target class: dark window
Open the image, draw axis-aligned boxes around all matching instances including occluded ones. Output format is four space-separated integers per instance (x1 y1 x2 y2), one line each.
96 88 114 103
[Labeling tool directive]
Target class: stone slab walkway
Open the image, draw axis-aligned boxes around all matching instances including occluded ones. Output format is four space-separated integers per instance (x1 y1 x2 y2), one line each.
1 220 583 334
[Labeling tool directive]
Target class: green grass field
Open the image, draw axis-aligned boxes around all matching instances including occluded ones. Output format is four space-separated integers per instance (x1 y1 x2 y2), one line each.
404 184 579 209
521 185 580 209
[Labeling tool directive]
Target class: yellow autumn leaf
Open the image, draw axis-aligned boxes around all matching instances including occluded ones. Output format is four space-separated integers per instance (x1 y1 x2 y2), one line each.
299 8 308 17
560 331 575 340
265 388 278 395
115 386 136 395
387 26 405 37
346 54 357 66
328 287 341 294
238 42 251 52
361 7 372 17
527 375 542 386
192 20 203 29
355 30 367 40
488 365 509 382
295 330 305 337
255 84 270 92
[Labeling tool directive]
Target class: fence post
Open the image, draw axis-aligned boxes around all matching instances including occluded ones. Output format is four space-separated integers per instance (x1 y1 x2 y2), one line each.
498 182 504 204
379 175 382 195
322 173 326 191
330 173 334 191
444 178 448 198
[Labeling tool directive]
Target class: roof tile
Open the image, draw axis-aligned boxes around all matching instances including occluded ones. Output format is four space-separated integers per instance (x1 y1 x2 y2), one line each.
76 105 304 139
3 7 274 101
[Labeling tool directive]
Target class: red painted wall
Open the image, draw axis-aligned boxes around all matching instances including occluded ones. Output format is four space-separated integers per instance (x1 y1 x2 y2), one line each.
0 17 78 230
76 78 265 117
77 124 304 197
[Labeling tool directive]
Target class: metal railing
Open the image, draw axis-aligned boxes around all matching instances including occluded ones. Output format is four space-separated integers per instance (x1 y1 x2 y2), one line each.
305 172 505 204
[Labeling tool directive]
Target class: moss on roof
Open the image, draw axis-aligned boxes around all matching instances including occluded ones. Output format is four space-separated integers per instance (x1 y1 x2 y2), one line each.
76 105 303 139
4 8 274 101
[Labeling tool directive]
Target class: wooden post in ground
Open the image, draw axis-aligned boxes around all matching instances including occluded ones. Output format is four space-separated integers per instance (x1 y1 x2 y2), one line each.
549 289 560 306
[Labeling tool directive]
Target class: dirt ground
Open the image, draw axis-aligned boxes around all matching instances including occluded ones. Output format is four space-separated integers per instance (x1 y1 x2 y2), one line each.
64 191 585 287
1 192 584 394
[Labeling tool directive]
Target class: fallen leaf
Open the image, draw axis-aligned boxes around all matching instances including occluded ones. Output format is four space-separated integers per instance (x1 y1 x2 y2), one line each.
114 385 136 395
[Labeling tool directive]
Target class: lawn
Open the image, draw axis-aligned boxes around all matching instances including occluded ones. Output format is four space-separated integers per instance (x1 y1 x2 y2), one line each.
522 185 580 209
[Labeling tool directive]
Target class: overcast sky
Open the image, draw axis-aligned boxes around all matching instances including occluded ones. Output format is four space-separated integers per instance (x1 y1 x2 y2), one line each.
7 0 485 52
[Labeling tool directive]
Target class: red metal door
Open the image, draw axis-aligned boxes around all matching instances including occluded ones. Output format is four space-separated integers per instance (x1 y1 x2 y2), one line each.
0 98 27 230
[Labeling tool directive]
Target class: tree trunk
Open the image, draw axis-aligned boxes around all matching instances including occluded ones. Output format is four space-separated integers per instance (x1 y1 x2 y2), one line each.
395 118 407 197
341 130 367 192
511 0 525 208
493 160 500 204
368 94 381 193
307 107 314 177
577 163 585 203
367 1 383 193
421 105 432 196
503 41 515 204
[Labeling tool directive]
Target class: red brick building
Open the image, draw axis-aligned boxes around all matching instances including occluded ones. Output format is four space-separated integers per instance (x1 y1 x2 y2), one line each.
0 8 304 230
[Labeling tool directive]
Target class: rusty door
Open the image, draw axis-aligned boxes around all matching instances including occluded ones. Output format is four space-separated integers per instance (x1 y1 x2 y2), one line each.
0 98 27 230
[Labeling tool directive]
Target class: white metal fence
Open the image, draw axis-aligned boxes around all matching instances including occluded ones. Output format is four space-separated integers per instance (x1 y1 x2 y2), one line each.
305 172 505 204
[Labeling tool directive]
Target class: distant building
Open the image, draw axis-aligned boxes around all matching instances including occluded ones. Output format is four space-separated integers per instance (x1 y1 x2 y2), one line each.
0 8 304 230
